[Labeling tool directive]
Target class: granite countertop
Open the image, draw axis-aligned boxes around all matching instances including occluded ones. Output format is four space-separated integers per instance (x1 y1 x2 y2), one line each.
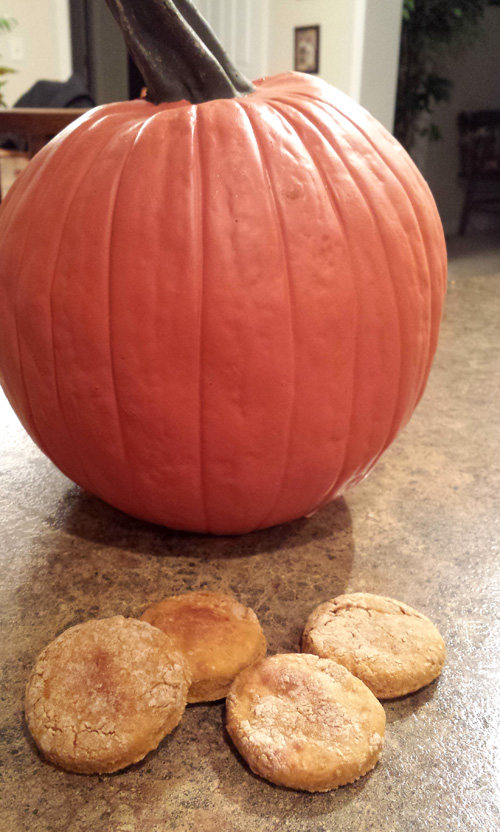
1 271 499 832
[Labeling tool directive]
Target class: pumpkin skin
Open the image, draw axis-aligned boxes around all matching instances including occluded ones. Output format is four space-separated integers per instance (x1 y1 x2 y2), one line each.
0 72 447 534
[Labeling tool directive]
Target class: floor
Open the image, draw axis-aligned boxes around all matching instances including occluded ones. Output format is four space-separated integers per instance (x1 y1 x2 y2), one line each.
446 229 500 278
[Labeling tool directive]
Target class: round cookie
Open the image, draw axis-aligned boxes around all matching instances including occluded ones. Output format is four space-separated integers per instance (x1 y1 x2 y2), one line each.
141 591 267 703
302 593 446 698
226 653 385 792
25 616 190 774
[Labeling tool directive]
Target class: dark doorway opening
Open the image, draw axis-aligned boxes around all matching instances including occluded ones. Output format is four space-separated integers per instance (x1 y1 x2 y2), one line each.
69 0 144 103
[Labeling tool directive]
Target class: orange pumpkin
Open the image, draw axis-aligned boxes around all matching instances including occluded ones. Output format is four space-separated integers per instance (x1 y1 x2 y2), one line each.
0 0 447 534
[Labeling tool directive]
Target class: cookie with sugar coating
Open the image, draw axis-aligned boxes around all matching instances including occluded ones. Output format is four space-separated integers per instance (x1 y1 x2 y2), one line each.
226 653 385 792
141 591 267 703
25 616 190 774
302 592 446 698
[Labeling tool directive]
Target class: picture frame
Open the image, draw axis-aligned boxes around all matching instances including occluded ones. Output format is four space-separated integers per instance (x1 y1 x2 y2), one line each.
294 25 320 74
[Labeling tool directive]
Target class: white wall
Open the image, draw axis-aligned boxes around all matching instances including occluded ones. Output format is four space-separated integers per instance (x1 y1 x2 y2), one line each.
0 0 71 106
267 0 403 132
358 0 403 132
267 0 357 97
424 5 500 234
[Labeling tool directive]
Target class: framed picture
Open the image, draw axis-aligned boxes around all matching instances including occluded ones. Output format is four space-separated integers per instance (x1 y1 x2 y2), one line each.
294 25 320 74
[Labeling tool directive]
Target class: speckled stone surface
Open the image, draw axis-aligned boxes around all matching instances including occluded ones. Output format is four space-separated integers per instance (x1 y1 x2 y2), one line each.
1 269 499 831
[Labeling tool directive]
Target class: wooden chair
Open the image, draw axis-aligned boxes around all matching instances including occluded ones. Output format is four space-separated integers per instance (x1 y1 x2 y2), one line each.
0 108 88 202
457 109 500 236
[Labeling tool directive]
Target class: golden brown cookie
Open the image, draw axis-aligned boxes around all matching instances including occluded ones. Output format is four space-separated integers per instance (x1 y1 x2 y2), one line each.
302 592 446 698
141 591 267 703
25 616 190 774
226 653 385 792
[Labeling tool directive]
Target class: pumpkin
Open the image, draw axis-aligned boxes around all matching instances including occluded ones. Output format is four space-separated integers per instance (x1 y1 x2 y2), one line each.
0 0 447 535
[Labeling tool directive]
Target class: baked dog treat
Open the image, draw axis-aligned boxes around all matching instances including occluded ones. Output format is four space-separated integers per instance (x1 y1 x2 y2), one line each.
226 653 385 792
25 616 190 774
302 593 446 698
141 591 266 703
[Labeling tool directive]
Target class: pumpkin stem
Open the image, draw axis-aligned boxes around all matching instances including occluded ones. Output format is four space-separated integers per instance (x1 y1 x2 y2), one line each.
105 0 255 104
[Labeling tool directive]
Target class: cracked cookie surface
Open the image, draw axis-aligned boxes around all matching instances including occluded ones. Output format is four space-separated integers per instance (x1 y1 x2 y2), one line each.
226 653 385 792
25 616 190 774
141 591 266 702
302 593 446 698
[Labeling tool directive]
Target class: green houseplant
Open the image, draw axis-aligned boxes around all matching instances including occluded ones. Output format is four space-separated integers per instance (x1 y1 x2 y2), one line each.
394 0 488 154
0 16 16 107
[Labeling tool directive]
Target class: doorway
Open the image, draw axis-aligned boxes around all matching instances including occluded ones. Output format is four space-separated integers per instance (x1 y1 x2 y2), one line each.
68 0 143 103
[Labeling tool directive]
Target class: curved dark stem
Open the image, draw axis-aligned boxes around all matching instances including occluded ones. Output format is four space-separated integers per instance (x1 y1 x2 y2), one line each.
105 0 255 105
172 0 253 95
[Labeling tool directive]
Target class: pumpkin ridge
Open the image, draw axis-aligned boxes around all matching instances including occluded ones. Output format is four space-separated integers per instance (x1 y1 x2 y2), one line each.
284 89 446 411
3 113 119 462
339 113 434 409
106 119 155 513
323 105 426 446
261 97 358 508
318 106 442 451
48 130 127 494
46 114 149 495
327 127 404 470
350 118 447 404
193 106 211 533
234 99 297 530
274 95 403 484
313 98 438 413
0 154 52 452
289 97 409 477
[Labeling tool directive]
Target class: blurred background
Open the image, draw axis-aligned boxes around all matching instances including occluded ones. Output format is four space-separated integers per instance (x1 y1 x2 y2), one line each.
0 0 499 241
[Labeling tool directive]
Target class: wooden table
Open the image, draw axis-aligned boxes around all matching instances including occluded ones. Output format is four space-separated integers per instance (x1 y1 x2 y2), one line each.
0 108 88 201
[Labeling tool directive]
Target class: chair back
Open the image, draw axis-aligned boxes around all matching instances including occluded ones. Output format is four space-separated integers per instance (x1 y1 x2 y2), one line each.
457 110 500 178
